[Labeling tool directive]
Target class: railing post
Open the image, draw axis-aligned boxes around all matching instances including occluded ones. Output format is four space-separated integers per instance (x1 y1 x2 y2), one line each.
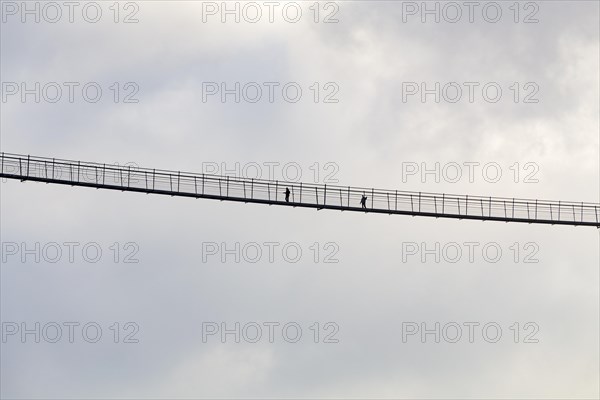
395 190 397 211
226 175 229 197
324 184 327 206
535 200 538 219
299 182 302 203
128 166 132 188
339 188 342 206
1 152 4 174
119 166 123 186
202 174 205 195
347 186 350 207
581 202 584 223
418 192 421 212
371 188 374 209
315 186 318 205
250 178 253 199
27 155 30 177
77 160 80 182
218 178 221 196
442 193 445 214
178 171 181 192
558 201 561 221
152 169 155 190
102 164 108 184
275 180 278 202
410 194 414 212
195 176 198 195
387 192 390 211
512 198 515 218
489 196 492 217
243 180 246 199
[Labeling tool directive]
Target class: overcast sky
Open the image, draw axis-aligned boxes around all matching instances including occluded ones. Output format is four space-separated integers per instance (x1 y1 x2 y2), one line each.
1 1 599 399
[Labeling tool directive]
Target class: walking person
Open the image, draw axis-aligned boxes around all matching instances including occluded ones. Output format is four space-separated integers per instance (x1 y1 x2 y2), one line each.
360 194 367 209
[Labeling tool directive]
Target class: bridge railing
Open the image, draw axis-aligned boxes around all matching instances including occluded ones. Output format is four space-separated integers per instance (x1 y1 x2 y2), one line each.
1 152 599 226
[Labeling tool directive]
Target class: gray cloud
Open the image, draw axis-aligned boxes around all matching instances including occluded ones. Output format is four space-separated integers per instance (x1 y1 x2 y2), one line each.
1 1 598 398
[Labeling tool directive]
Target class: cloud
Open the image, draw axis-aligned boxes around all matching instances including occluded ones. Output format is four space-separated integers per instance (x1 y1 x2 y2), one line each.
1 1 598 398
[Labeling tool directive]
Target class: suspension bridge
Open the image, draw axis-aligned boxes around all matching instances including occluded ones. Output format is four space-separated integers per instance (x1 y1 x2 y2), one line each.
1 152 598 227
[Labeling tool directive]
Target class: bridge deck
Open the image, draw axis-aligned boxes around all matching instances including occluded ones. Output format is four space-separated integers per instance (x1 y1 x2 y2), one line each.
1 153 598 227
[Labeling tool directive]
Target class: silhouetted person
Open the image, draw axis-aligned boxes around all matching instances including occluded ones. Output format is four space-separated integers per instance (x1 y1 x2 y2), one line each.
360 194 367 209
285 187 291 202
